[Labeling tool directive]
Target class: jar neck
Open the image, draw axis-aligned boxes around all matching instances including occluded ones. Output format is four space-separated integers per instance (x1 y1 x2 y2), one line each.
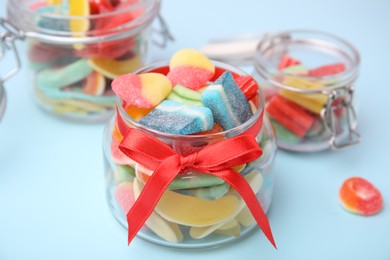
117 61 265 143
6 0 160 44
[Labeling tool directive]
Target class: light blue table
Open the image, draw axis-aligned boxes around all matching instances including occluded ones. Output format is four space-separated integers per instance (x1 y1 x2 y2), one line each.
1 1 389 259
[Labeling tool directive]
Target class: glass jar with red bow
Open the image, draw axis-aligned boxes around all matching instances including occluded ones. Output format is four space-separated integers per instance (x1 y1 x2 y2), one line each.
102 60 277 249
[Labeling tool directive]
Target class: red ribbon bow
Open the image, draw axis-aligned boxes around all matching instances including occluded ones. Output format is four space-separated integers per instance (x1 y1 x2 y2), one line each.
116 108 276 248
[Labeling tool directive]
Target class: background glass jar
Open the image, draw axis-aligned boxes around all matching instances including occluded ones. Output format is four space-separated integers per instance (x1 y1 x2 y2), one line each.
4 0 170 122
0 81 5 121
102 61 277 249
253 30 361 152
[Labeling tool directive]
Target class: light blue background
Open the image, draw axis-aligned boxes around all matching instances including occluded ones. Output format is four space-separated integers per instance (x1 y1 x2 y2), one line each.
1 0 389 259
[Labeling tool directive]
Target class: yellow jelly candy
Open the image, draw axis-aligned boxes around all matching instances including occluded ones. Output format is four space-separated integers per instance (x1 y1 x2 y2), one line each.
189 171 263 238
69 0 90 32
236 206 256 227
46 0 62 4
170 48 215 72
155 189 241 227
279 77 328 114
133 179 183 243
88 55 142 79
215 219 241 238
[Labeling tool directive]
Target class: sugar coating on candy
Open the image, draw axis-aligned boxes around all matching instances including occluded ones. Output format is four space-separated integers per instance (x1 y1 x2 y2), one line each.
112 73 172 108
168 66 214 91
139 100 214 135
202 71 253 130
339 177 383 216
266 95 314 138
168 49 215 90
167 84 203 106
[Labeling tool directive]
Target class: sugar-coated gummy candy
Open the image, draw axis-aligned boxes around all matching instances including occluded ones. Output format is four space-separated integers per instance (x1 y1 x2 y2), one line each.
167 84 203 106
339 177 383 216
201 71 253 130
279 77 328 115
308 63 346 77
266 95 314 138
112 72 172 108
278 54 301 70
139 100 214 135
167 49 215 90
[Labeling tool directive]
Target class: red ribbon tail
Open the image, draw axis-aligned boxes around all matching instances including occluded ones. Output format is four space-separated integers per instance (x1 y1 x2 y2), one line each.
126 156 182 245
213 169 277 249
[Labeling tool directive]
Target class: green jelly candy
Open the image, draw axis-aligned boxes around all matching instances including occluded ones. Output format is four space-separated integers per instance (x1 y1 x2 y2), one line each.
117 165 135 182
270 118 301 144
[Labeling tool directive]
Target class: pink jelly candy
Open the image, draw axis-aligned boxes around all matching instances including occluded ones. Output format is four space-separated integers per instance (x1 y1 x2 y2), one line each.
112 72 172 108
115 182 135 213
167 49 215 90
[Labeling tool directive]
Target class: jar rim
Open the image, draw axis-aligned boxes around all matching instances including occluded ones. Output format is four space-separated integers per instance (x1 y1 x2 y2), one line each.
254 29 361 93
117 60 265 141
6 0 160 44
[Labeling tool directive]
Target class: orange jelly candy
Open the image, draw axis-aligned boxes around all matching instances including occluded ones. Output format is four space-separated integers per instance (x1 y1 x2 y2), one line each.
339 177 383 216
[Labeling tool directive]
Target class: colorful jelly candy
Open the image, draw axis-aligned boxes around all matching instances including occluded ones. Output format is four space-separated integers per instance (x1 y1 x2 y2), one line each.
266 95 314 138
339 177 383 216
308 63 346 77
201 71 253 130
28 0 152 120
233 74 259 100
112 72 172 108
139 100 214 135
279 77 328 115
167 49 215 90
278 54 301 70
167 85 203 106
132 179 184 243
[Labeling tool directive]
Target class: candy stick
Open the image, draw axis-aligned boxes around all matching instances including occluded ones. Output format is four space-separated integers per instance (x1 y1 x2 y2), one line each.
266 95 314 138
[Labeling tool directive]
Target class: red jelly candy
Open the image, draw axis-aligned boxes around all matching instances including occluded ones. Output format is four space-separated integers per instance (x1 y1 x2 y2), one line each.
278 55 301 70
233 75 258 100
308 63 346 77
339 177 383 216
267 95 314 138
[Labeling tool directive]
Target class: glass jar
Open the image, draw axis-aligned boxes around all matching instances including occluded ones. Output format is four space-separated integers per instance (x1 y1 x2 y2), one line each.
253 30 361 152
103 61 277 249
0 81 5 121
3 0 171 122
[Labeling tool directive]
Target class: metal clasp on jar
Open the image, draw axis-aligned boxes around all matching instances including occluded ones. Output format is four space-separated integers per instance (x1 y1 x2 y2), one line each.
321 85 361 150
0 18 23 83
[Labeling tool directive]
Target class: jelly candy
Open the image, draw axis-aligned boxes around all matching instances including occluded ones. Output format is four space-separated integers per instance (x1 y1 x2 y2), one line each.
36 59 93 90
201 71 253 130
339 177 383 216
266 95 314 138
308 63 346 77
167 49 215 90
83 71 106 96
88 55 142 79
233 74 259 100
69 0 90 32
115 182 135 213
279 77 328 114
278 54 301 70
139 100 214 135
155 188 241 227
167 85 203 106
112 73 172 108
